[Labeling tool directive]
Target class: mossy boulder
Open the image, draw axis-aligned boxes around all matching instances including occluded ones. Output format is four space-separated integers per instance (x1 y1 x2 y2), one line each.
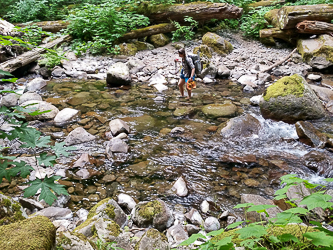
148 33 170 47
193 45 212 58
119 43 138 56
56 231 95 250
260 74 326 122
0 216 56 250
173 107 196 117
134 41 154 51
135 228 169 250
202 103 238 119
297 34 333 70
0 193 27 226
202 32 233 55
132 199 174 231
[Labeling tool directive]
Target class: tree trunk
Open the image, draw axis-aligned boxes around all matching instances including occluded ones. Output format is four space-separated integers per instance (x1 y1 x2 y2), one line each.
0 35 71 73
264 9 280 28
278 4 333 30
137 2 243 23
296 20 333 34
0 19 15 35
119 23 176 41
260 28 298 44
15 20 70 33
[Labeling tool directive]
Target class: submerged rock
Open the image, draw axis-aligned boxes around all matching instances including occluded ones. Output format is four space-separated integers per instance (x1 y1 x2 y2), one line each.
295 121 327 148
260 74 326 122
202 103 237 119
221 114 261 138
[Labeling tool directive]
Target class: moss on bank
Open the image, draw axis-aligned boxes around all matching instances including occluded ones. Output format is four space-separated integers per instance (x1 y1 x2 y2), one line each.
0 216 56 250
0 195 26 226
263 74 305 101
137 200 163 221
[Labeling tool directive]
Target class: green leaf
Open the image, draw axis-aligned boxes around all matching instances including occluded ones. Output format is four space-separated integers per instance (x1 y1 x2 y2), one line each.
0 160 12 183
278 234 300 243
324 178 333 182
237 225 267 239
283 207 309 215
0 78 18 83
303 232 333 247
300 193 333 210
247 205 276 213
24 176 68 205
270 211 302 226
215 236 232 246
234 203 254 209
37 153 56 167
0 69 13 76
227 221 244 229
207 228 224 236
9 161 34 178
52 142 76 158
269 235 280 243
178 233 206 246
28 109 51 116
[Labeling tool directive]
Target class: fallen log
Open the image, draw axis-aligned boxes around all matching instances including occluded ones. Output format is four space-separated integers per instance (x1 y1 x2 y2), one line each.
15 20 70 33
0 19 14 35
119 23 176 41
0 35 71 73
247 0 284 11
259 28 298 44
264 9 280 28
260 48 297 73
278 4 333 30
137 2 243 23
296 20 333 35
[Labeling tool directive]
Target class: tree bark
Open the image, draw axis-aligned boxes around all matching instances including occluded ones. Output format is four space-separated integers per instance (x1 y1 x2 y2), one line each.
0 19 15 35
259 28 298 44
0 35 71 73
15 20 70 33
119 23 176 41
278 4 333 30
137 2 243 23
296 20 333 35
264 9 280 28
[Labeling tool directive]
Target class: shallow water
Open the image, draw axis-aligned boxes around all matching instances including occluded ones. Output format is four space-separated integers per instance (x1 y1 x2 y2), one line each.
33 77 333 217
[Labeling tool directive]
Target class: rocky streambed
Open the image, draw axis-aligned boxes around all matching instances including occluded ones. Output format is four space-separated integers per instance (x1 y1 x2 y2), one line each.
1 30 333 249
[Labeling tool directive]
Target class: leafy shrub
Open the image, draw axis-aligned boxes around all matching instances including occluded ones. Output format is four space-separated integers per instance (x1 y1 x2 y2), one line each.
179 174 333 249
172 16 198 41
38 47 66 68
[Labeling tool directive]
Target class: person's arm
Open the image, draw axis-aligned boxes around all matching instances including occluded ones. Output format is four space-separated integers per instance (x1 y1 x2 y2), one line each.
190 68 195 79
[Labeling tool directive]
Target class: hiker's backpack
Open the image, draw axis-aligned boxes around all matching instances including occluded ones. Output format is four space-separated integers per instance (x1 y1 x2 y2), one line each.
188 52 202 75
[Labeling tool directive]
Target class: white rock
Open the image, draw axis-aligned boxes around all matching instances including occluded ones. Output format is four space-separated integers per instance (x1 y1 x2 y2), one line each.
54 108 79 125
204 217 220 233
20 100 59 120
250 95 263 105
171 177 188 197
203 77 214 83
0 93 19 107
109 119 130 136
106 62 131 87
115 132 128 140
117 193 137 210
34 207 73 220
64 127 96 146
219 210 229 219
185 208 204 226
26 78 47 92
106 138 129 153
19 92 42 104
307 74 322 81
200 200 210 213
170 127 185 134
243 85 254 92
76 208 89 221
238 75 257 87
75 169 91 180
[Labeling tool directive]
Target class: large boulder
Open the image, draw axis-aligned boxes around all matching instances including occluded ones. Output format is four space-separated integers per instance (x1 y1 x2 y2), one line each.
148 33 170 47
56 231 94 250
193 45 213 58
202 103 237 119
310 84 333 102
64 127 96 146
20 100 59 120
106 62 131 87
19 92 42 104
221 114 261 138
0 93 19 107
119 43 138 56
132 199 174 232
297 34 333 70
26 78 47 92
0 216 56 250
260 74 326 122
135 228 170 250
202 32 233 55
0 193 27 226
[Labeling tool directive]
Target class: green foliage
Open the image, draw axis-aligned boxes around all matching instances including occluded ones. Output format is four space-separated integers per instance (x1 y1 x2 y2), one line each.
95 237 124 250
172 16 198 42
15 24 53 46
38 47 66 69
219 19 240 30
178 174 333 249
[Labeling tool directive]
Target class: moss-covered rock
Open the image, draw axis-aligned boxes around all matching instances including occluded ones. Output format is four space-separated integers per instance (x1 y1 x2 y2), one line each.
134 41 154 51
202 103 238 119
193 45 212 58
135 228 169 250
0 216 56 250
202 32 233 55
173 107 196 117
0 193 27 226
260 74 326 122
148 33 170 47
297 34 333 70
132 199 174 231
56 231 95 250
119 43 138 56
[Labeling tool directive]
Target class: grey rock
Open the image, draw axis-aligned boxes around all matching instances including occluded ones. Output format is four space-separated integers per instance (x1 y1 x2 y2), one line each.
20 100 59 120
238 75 257 87
136 228 170 250
106 138 129 154
64 127 96 146
109 119 130 136
185 224 200 236
171 177 188 197
54 108 79 125
75 169 91 180
56 231 94 250
200 200 209 213
19 92 42 104
217 65 230 77
310 84 333 102
65 51 77 61
258 73 271 85
219 210 229 219
26 78 47 91
166 224 189 245
185 208 204 226
200 64 217 79
19 198 44 211
170 127 185 134
117 193 137 211
115 132 128 140
221 114 261 138
52 67 65 77
107 62 131 87
204 217 220 233
307 74 322 81
34 207 72 220
250 95 263 105
295 121 327 148
0 93 19 107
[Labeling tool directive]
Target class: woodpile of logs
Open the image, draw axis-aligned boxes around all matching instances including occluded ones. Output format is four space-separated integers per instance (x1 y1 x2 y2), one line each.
260 4 333 44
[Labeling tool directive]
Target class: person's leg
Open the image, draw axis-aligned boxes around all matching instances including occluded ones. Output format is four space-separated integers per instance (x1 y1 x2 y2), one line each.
178 78 185 97
187 88 192 99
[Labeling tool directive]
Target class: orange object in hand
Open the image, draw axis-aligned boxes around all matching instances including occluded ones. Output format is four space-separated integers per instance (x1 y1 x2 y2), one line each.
186 78 196 90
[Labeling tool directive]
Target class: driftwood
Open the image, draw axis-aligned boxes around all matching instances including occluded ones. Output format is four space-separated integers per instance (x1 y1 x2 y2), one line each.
278 4 333 30
137 2 243 23
260 48 297 73
15 20 70 33
120 23 176 41
259 28 298 44
296 20 333 35
0 35 71 73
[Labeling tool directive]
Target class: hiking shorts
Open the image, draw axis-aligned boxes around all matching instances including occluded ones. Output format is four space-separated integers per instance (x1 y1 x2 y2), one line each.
180 72 195 83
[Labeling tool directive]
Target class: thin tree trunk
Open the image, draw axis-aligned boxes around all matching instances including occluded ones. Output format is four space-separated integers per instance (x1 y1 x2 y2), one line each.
120 23 176 41
296 20 333 35
260 48 297 73
259 28 298 44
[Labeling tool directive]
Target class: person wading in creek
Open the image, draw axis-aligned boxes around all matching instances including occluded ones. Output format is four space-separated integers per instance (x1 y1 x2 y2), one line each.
176 48 195 100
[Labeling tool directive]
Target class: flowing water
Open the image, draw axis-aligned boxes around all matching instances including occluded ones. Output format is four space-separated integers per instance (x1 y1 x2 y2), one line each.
32 76 333 217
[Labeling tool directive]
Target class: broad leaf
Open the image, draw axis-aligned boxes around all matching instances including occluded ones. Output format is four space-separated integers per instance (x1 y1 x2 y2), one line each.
300 193 333 210
303 232 333 247
9 161 34 178
37 153 56 167
0 69 13 76
24 176 68 205
270 212 302 226
52 142 76 158
283 207 309 215
269 235 280 243
237 225 267 239
227 221 244 229
178 233 206 246
234 203 253 209
207 228 224 236
247 205 276 213
215 236 232 247
0 160 12 183
0 78 18 83
278 234 299 243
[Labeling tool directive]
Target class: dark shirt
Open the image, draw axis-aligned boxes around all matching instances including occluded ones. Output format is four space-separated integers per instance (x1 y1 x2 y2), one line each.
182 55 195 78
